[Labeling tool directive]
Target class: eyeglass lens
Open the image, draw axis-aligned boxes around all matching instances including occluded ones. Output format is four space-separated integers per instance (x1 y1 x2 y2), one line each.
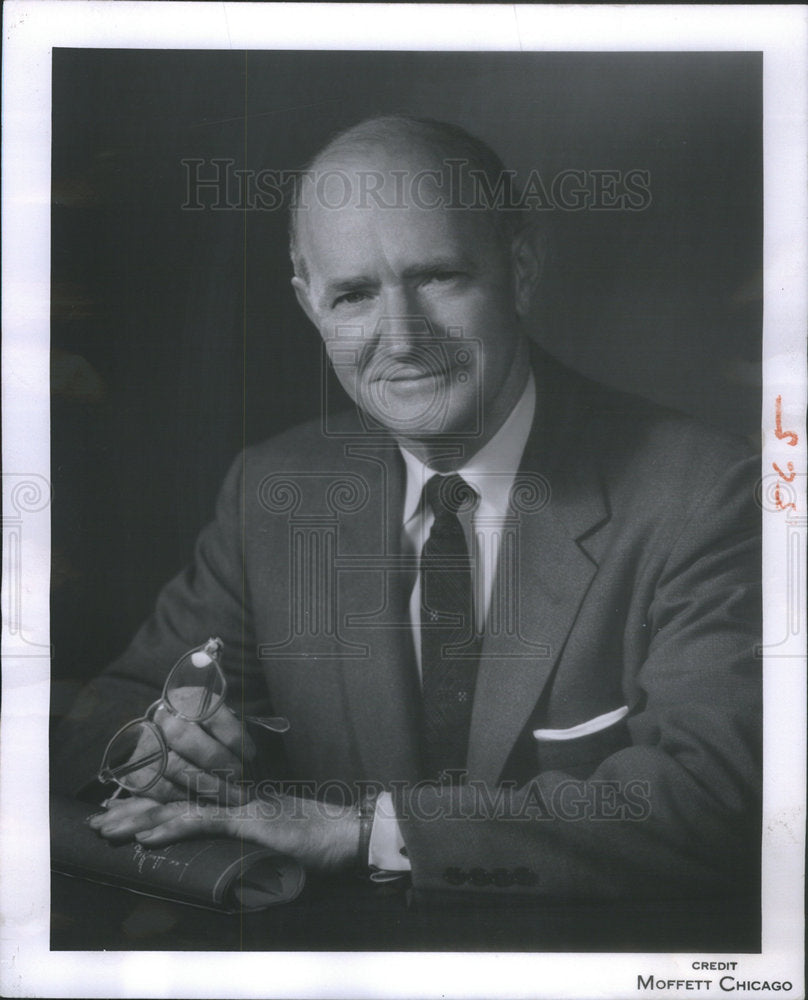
100 720 166 792
162 640 226 721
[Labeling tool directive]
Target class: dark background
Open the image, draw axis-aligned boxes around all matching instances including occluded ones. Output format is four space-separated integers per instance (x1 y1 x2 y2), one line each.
50 49 762 707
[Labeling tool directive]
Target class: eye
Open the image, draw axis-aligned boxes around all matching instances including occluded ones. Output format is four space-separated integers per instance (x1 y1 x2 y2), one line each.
332 290 370 309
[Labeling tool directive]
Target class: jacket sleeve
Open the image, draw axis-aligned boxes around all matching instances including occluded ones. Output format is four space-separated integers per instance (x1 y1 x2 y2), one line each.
50 452 272 796
394 452 762 903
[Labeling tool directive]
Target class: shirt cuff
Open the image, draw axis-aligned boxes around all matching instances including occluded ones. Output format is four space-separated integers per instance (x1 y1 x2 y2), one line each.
368 791 411 874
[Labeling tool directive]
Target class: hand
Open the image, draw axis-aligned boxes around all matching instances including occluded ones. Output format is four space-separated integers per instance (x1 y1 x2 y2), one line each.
120 687 258 805
89 791 361 873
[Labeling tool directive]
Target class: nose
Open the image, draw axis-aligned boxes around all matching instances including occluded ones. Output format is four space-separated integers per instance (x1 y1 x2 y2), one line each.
374 285 434 351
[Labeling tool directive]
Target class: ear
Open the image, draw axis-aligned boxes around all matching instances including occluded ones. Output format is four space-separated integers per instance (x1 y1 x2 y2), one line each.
291 276 319 328
510 225 543 318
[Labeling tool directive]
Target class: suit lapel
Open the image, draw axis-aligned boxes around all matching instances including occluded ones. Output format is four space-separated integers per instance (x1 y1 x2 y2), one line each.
333 442 423 784
467 352 610 784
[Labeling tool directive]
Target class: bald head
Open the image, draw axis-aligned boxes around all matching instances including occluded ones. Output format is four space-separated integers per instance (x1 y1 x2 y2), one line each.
289 115 523 282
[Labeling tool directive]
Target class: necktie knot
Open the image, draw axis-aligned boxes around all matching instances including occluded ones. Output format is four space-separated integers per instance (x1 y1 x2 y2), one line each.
424 474 479 519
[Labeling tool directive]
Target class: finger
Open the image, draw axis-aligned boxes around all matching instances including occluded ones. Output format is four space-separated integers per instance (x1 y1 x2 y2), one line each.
88 796 158 833
155 700 256 765
105 725 171 798
133 808 224 847
92 796 163 822
155 707 246 776
91 800 186 841
203 704 257 760
161 747 250 806
131 772 190 803
158 689 256 759
101 758 187 805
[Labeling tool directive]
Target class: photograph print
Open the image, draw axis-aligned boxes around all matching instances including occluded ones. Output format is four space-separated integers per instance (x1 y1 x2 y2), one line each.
48 48 763 955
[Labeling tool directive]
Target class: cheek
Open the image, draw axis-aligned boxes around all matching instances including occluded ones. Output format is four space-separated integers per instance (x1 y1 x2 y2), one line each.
439 282 513 335
471 312 520 386
335 367 360 398
322 343 361 401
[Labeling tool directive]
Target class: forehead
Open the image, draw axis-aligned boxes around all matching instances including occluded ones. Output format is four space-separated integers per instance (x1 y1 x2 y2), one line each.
295 148 501 279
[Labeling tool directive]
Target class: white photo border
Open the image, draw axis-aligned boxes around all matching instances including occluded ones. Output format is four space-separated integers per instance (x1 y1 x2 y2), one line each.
2 3 806 998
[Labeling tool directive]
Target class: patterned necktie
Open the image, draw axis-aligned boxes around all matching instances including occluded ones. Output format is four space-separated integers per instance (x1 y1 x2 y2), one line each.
420 473 482 780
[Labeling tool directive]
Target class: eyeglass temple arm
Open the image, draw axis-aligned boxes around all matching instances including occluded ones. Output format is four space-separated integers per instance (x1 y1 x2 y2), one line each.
165 640 290 734
200 640 289 734
242 714 290 734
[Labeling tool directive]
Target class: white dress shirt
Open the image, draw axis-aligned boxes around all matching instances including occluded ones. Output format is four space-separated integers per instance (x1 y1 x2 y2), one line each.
368 374 537 874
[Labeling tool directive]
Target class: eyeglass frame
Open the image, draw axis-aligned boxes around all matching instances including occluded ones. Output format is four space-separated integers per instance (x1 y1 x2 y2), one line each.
97 637 289 795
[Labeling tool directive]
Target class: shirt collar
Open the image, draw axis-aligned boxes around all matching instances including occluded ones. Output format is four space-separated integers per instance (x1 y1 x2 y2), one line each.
399 372 536 525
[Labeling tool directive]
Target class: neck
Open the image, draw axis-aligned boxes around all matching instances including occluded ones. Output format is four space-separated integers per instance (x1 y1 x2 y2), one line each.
395 337 531 472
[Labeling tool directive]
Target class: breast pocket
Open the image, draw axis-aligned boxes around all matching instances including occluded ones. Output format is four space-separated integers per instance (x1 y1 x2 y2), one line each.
532 705 631 776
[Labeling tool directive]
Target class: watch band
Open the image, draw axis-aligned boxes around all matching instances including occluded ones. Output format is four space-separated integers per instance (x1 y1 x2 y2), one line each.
356 790 379 874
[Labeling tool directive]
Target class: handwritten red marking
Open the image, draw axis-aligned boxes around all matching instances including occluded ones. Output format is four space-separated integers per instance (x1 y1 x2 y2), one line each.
774 484 796 513
772 461 796 482
773 398 798 514
774 395 798 446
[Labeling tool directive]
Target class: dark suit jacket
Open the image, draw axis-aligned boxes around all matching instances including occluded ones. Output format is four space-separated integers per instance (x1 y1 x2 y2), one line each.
52 349 761 905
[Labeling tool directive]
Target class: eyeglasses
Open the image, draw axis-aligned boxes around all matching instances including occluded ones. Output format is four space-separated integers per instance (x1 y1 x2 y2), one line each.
98 637 289 795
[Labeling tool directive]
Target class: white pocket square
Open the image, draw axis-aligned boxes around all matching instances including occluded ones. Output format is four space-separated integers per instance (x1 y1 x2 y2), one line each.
532 705 630 742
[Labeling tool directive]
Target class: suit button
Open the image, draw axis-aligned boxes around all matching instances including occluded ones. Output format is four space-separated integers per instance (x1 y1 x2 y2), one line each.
443 867 466 885
492 868 513 887
469 867 492 886
513 867 538 886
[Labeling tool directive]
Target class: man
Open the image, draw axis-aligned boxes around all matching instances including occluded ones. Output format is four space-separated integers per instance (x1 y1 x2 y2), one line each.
53 116 761 906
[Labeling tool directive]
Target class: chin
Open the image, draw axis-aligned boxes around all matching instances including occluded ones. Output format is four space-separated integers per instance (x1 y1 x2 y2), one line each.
372 412 447 436
377 412 477 442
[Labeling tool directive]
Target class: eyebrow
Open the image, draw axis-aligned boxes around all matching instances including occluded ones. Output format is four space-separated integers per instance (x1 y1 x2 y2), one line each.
400 256 476 280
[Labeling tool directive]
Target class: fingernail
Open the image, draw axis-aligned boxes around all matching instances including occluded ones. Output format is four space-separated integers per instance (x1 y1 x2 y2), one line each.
87 813 103 826
135 831 153 842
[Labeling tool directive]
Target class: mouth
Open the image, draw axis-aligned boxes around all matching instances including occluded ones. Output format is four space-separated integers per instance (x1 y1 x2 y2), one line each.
370 358 453 384
378 368 446 384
